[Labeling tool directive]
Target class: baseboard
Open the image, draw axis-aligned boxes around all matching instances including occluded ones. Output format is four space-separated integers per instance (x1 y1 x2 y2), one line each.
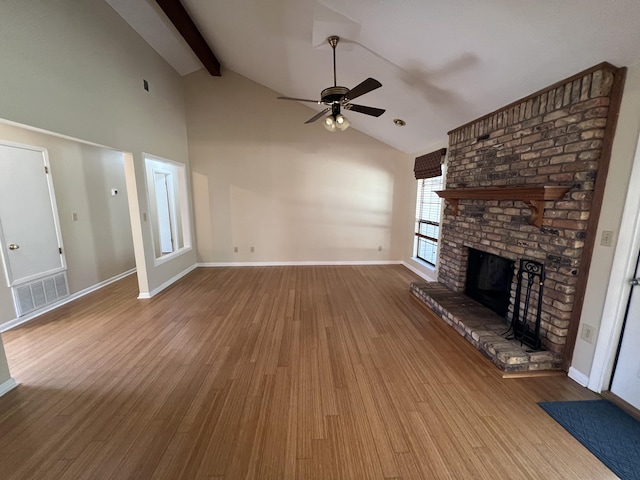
197 260 403 267
601 390 640 421
402 261 437 282
138 263 198 299
0 378 18 397
568 367 590 387
502 370 566 379
1 268 136 332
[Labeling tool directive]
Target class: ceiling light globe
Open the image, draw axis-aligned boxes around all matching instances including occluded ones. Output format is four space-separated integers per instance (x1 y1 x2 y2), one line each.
323 115 336 132
335 114 350 131
336 113 351 131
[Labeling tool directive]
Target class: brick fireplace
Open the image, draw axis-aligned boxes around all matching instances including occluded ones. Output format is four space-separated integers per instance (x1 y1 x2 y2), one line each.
412 62 626 371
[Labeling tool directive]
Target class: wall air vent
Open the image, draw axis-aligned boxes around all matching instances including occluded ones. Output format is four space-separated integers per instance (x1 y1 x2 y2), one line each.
12 272 69 317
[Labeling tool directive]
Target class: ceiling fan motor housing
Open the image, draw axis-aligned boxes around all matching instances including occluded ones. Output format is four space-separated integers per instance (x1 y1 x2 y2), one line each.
321 86 349 103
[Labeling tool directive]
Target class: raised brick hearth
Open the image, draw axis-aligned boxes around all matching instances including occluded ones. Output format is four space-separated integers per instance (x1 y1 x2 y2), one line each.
413 63 626 371
410 282 562 372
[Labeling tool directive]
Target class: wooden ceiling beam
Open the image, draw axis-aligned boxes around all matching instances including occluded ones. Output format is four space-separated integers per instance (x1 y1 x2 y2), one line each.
154 0 221 76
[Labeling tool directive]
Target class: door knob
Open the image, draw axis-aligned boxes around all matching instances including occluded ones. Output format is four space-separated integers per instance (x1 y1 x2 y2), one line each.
8 244 19 250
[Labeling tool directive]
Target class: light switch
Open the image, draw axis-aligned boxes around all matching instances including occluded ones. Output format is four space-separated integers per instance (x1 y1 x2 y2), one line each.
581 324 596 343
72 212 78 221
601 230 613 247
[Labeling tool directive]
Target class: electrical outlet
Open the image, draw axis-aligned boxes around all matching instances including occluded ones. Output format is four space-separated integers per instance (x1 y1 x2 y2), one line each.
234 247 238 253
378 245 382 251
601 230 613 247
581 324 596 343
72 212 78 221
250 246 255 253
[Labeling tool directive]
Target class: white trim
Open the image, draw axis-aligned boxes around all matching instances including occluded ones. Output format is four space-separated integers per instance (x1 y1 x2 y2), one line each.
138 263 197 299
0 268 136 332
0 378 18 397
402 259 437 282
153 246 193 266
143 153 193 266
568 367 590 387
197 260 403 268
0 118 117 151
587 132 640 393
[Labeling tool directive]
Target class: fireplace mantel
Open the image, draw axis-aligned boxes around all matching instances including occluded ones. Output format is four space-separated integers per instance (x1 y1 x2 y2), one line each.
435 186 572 228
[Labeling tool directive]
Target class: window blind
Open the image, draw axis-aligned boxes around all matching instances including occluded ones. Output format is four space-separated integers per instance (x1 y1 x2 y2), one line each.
414 148 446 179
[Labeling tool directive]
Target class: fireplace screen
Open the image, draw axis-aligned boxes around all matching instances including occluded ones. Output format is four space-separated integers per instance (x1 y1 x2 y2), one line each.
465 248 514 317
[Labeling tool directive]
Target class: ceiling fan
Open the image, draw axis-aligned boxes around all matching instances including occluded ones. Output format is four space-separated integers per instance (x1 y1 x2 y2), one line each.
277 36 385 131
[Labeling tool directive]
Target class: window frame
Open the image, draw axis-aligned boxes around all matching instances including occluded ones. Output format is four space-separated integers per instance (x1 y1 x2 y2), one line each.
143 153 193 266
414 173 444 267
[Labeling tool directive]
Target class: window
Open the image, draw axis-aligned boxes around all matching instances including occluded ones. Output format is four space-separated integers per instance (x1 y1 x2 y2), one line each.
414 175 443 266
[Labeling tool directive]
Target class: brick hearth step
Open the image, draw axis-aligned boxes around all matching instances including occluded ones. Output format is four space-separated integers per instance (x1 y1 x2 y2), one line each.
409 282 562 373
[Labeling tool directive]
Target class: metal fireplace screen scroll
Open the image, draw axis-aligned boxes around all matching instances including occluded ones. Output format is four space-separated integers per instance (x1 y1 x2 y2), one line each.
505 259 545 350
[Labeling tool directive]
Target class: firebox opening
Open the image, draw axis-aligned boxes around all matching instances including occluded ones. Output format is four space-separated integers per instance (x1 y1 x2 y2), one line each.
465 248 515 318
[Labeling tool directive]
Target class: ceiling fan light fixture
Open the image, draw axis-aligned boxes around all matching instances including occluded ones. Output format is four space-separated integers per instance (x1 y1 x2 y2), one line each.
335 113 350 131
278 35 385 128
323 113 350 132
323 115 337 132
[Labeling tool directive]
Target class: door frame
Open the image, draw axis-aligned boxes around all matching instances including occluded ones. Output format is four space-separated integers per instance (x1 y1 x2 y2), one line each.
588 131 640 392
0 140 67 287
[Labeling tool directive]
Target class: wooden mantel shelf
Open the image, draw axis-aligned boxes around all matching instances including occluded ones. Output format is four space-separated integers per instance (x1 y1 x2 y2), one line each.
435 186 572 228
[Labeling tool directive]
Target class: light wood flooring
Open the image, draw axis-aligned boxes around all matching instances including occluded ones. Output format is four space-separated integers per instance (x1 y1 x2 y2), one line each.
0 266 615 479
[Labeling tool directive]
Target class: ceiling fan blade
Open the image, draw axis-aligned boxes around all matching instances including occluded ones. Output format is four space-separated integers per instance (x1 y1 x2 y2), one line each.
305 107 331 124
277 96 321 104
344 78 382 101
345 104 386 117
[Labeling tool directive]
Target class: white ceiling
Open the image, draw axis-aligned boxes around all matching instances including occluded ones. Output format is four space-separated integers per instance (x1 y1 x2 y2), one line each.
108 0 640 154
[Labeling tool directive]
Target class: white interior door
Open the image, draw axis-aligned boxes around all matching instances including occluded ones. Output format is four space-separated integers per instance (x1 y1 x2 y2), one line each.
0 142 65 286
610 253 640 410
154 172 174 254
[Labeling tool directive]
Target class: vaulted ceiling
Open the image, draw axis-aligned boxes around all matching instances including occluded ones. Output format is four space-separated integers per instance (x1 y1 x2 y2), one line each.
107 0 640 153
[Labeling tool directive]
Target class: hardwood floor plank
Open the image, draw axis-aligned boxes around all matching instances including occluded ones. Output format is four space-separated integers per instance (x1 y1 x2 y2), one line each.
0 266 615 479
352 362 400 478
199 362 256 477
336 386 387 479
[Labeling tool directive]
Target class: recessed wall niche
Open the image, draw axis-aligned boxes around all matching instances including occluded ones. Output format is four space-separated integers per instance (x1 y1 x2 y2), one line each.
144 154 192 263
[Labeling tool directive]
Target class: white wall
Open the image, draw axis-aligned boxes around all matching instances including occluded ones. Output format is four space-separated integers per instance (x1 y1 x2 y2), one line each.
0 336 11 388
571 61 640 383
0 0 197 388
185 69 412 264
0 0 196 298
0 122 136 327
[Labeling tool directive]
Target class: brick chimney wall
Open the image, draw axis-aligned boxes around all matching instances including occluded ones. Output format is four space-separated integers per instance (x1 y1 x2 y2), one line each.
439 64 620 353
